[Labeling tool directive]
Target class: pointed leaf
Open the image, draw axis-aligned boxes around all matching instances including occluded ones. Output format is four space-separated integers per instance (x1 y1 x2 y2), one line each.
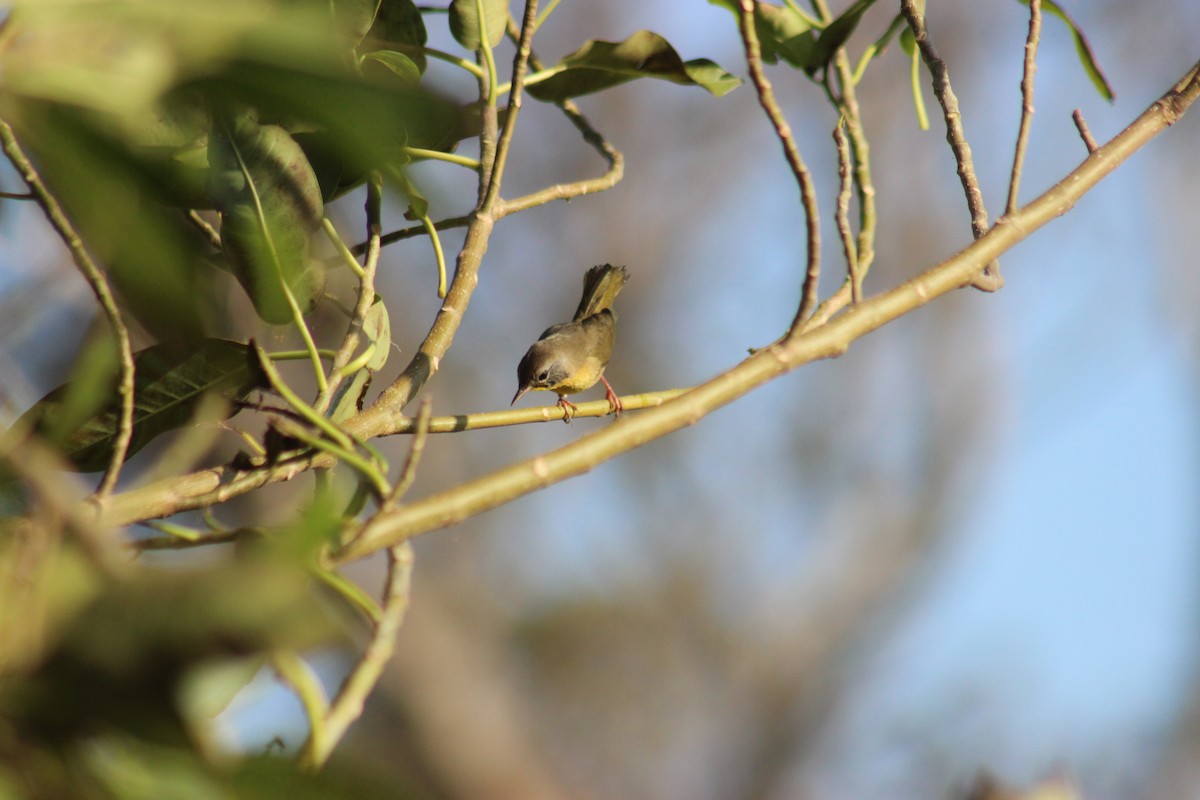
332 0 383 45
361 50 422 87
13 339 265 473
365 0 428 73
209 113 326 324
1017 0 1114 101
527 31 742 102
449 0 509 51
329 296 391 422
707 1 817 68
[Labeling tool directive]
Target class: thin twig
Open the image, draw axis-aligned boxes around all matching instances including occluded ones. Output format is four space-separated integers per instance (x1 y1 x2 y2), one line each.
272 651 329 758
833 121 860 304
0 120 135 499
382 398 433 509
298 402 430 769
1072 109 1099 153
900 0 1003 291
805 0 878 330
187 209 222 251
736 0 822 333
332 60 1200 561
497 18 624 218
365 0 540 420
1006 0 1042 215
300 541 414 771
96 61 1200 540
314 176 384 416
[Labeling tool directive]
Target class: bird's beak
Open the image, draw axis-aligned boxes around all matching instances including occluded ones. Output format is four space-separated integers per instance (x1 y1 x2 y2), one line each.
511 386 529 405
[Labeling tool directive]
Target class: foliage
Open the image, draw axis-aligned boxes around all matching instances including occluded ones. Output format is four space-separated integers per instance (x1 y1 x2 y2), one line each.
0 0 1187 796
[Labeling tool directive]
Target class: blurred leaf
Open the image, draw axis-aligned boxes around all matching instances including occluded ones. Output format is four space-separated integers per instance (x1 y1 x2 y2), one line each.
84 737 232 800
209 112 326 324
0 0 342 118
13 339 265 473
449 0 509 51
191 60 468 200
707 0 817 68
806 0 880 75
1017 0 1114 101
527 31 742 102
36 333 119 448
333 0 383 46
178 656 264 722
329 296 390 423
10 101 212 342
1 553 341 748
364 0 428 74
361 50 422 87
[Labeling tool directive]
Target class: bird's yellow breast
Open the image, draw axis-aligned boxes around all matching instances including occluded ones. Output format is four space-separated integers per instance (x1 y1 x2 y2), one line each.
546 356 607 395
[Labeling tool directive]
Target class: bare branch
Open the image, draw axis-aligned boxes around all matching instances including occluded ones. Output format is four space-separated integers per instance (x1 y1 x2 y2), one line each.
832 121 860 304
333 59 1200 561
1072 108 1099 153
1006 0 1042 215
900 0 1003 291
735 0 822 332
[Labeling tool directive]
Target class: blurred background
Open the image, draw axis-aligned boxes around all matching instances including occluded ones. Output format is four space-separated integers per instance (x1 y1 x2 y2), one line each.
4 1 1200 798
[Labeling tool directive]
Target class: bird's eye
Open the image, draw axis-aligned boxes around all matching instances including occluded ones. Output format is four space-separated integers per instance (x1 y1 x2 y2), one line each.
537 369 550 382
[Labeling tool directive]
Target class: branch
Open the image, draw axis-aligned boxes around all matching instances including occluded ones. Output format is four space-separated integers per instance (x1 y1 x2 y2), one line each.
333 59 1200 561
900 0 1003 291
1006 0 1042 215
360 0 540 422
832 121 860 303
0 120 136 501
1072 108 1099 153
298 542 414 769
313 176 384 416
97 61 1200 537
736 0 822 331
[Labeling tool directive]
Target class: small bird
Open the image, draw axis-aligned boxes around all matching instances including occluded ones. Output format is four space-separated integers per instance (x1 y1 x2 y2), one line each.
512 264 628 423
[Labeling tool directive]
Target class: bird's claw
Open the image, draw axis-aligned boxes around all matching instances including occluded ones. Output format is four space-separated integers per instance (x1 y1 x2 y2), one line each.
556 396 578 424
601 375 623 417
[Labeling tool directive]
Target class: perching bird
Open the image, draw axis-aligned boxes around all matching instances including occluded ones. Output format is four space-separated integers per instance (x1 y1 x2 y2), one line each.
512 264 628 423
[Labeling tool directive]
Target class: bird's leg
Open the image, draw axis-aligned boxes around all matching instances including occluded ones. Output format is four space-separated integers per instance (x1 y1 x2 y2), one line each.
556 395 578 423
601 375 623 416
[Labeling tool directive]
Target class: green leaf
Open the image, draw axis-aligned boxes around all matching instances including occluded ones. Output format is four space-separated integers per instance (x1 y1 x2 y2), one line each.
12 101 213 344
707 0 817 69
329 296 391 423
526 31 743 102
449 0 509 51
1017 0 1114 101
361 49 422 87
209 112 326 324
332 0 383 45
13 339 265 473
365 0 428 73
806 0 880 75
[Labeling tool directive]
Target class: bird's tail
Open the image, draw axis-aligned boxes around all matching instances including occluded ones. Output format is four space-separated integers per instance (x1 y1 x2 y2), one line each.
573 264 629 321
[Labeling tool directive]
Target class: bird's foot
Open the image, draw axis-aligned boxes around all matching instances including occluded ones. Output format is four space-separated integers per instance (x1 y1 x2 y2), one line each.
601 375 623 417
556 395 578 424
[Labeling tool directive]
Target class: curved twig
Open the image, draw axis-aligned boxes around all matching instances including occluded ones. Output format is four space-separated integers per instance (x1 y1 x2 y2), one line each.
736 0 822 332
0 120 135 500
900 0 1003 291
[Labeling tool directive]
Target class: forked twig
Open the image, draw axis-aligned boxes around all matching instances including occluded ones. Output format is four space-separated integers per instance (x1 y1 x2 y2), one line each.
900 0 1003 291
735 0 822 333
